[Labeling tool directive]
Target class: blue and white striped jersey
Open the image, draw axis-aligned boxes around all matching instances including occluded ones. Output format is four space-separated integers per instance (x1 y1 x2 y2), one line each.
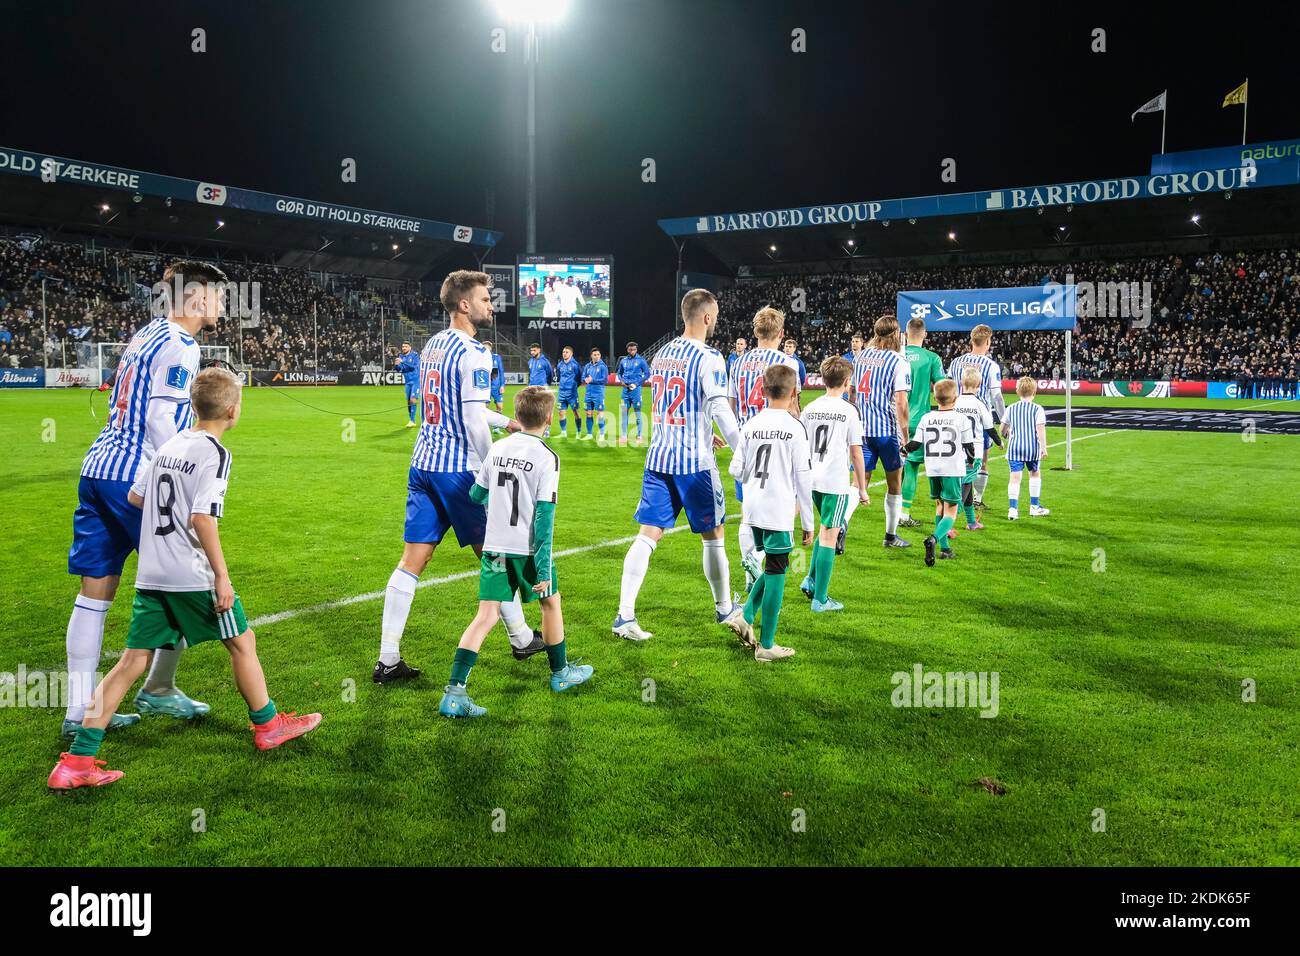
81 317 199 484
1003 399 1046 462
643 336 729 475
852 347 911 438
728 346 800 426
948 352 1002 416
411 328 493 473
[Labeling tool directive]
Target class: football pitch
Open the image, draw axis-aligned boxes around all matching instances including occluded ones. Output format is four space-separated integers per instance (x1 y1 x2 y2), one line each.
0 385 1296 866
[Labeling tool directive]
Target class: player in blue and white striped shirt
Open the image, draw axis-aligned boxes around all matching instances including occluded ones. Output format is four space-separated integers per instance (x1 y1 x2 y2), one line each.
1001 377 1050 520
63 260 227 736
850 316 913 548
374 271 545 684
947 323 1006 508
613 289 746 643
728 307 800 589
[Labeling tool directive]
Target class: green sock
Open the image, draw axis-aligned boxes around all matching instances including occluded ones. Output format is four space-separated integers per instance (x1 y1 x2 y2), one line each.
812 543 835 603
449 648 478 686
808 542 821 588
935 515 955 551
545 639 567 673
743 573 766 624
963 502 977 525
901 459 919 512
759 571 786 648
69 726 105 757
249 699 277 725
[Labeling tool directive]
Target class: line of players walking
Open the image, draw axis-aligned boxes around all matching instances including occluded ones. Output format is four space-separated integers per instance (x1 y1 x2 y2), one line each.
47 267 1054 791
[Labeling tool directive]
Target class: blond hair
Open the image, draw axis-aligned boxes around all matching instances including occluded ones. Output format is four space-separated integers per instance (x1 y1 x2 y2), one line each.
514 385 555 429
440 270 490 316
960 368 982 392
1016 376 1037 398
934 378 958 407
819 355 852 389
871 315 900 352
191 367 241 421
752 306 785 341
970 324 993 347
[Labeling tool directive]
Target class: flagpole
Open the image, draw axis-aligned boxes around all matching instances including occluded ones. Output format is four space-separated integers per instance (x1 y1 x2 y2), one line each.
1242 78 1248 146
1161 92 1167 154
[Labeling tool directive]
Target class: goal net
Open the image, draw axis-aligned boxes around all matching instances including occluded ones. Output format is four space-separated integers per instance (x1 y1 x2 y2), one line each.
96 342 233 380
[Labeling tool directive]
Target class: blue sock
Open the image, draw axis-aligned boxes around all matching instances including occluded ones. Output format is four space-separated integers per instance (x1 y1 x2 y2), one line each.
1009 498 1018 509
586 417 593 435
560 418 567 435
1030 495 1040 506
408 403 415 423
599 417 605 436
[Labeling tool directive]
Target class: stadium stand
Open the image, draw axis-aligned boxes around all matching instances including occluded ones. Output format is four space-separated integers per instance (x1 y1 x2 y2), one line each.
0 233 441 371
713 248 1299 381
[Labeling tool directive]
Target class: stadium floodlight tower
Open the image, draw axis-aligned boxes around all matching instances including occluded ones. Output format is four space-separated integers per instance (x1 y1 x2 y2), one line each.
495 0 569 253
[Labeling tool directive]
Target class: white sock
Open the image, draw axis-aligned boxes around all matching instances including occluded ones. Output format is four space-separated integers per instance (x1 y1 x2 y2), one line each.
844 495 860 527
143 644 183 696
618 534 656 620
1029 476 1042 502
974 471 989 500
379 567 418 665
737 522 755 562
65 595 111 722
1008 474 1022 507
500 593 534 649
885 494 902 536
702 538 732 614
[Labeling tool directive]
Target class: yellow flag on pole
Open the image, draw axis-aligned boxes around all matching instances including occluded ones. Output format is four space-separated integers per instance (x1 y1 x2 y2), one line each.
1222 80 1248 107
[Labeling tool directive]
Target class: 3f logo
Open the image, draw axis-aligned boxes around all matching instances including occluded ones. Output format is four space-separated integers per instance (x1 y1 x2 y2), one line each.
910 303 931 319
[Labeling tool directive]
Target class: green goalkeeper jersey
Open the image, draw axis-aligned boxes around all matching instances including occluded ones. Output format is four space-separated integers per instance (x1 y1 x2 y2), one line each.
905 344 947 432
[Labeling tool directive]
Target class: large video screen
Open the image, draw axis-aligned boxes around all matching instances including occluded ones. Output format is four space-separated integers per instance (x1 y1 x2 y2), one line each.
516 256 611 320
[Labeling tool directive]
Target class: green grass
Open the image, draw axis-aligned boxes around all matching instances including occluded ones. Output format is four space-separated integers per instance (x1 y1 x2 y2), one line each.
0 385 1297 866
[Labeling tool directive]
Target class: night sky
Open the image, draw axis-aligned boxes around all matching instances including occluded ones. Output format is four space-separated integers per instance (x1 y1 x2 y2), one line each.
2 0 1297 340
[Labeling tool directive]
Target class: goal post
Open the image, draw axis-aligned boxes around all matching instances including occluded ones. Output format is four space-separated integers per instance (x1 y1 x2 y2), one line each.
97 342 233 381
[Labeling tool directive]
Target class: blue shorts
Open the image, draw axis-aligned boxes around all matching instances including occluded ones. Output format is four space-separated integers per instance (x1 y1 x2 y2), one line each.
404 468 486 547
404 381 419 403
68 476 142 577
490 386 504 403
734 479 744 503
862 435 903 473
558 392 581 412
634 468 726 534
1008 459 1040 473
585 393 606 411
622 387 643 409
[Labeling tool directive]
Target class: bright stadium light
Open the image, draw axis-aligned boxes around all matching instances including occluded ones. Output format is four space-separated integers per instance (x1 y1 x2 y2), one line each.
847 239 855 247
1190 214 1201 223
948 231 957 241
769 244 777 252
496 0 568 22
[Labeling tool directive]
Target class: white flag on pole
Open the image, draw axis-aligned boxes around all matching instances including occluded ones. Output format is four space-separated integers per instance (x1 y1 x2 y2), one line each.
1131 91 1166 121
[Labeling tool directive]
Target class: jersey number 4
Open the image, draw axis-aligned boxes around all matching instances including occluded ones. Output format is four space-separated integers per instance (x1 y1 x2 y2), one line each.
112 363 135 427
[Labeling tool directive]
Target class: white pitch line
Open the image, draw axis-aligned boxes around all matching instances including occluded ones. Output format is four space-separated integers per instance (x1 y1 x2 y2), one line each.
250 428 1129 629
248 514 732 628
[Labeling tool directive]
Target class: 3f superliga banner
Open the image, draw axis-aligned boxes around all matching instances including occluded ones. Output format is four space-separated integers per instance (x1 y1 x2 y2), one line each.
897 285 1078 332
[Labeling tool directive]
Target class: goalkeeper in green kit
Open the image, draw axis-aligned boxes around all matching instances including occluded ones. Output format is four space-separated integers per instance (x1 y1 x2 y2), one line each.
899 317 948 527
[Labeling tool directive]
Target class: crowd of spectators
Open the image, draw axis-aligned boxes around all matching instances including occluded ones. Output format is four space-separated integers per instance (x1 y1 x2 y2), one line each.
713 248 1299 381
3 234 1297 382
0 236 436 370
